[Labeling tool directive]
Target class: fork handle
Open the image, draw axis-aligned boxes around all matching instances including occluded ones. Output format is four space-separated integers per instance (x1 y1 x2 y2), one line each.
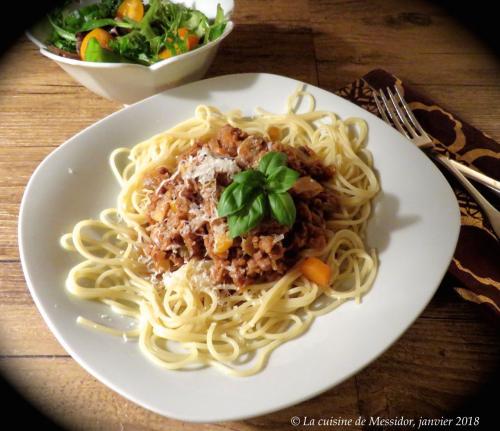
445 157 500 193
435 154 500 237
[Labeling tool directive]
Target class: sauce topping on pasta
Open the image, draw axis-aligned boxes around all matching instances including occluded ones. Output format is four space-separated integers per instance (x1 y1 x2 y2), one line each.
142 125 338 288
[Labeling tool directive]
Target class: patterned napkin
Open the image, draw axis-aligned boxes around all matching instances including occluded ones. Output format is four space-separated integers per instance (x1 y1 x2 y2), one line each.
335 69 499 316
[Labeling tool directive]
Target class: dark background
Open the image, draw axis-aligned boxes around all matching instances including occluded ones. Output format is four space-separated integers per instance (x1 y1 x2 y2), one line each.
0 1 498 430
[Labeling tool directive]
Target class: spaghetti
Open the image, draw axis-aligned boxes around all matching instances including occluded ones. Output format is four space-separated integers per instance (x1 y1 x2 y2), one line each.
61 87 379 376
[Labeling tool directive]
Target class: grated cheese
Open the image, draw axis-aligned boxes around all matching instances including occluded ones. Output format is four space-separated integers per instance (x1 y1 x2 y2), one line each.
182 147 240 184
272 234 285 244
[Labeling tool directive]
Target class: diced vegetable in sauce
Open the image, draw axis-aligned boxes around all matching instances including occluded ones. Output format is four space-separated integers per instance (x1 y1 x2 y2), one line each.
299 257 332 287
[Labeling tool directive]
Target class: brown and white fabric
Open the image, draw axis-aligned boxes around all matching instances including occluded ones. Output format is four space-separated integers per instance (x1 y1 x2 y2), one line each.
335 69 500 316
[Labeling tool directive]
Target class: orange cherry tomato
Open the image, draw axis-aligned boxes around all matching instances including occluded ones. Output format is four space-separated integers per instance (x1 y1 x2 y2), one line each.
116 0 144 22
159 41 184 60
178 27 199 50
186 35 199 50
159 49 172 59
80 28 112 60
178 27 189 39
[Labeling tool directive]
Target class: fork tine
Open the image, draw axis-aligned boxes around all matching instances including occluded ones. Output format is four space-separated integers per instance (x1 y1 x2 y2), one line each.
386 87 418 139
373 92 391 124
379 91 411 139
394 86 430 139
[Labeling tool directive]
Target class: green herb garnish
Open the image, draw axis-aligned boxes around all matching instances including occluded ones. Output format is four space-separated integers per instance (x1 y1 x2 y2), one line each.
217 152 299 238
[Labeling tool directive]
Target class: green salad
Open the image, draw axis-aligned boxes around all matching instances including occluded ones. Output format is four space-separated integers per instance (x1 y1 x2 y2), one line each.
46 0 228 65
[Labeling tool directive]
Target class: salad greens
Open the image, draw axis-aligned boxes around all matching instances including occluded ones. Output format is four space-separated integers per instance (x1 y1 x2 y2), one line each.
46 0 228 65
217 152 300 238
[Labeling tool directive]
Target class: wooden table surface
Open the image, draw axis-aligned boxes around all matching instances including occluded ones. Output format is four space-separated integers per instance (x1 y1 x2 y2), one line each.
1 1 498 429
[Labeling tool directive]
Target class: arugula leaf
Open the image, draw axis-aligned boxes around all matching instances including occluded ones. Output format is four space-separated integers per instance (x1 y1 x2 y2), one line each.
108 31 152 65
48 14 77 41
51 37 76 52
79 0 121 21
214 7 226 29
79 18 135 32
228 193 267 238
266 166 300 193
138 0 163 40
258 152 287 176
51 0 121 33
268 192 296 227
206 4 227 41
157 1 184 33
84 37 124 62
181 10 209 38
148 35 165 57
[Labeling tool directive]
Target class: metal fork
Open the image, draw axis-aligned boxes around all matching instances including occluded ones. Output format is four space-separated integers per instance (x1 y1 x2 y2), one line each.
374 86 500 237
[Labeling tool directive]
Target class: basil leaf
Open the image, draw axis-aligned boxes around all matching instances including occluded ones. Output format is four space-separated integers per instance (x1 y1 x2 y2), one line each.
258 152 287 176
266 166 300 193
228 193 267 238
218 151 299 232
84 38 124 62
269 192 296 227
232 170 266 186
217 182 259 217
217 182 240 217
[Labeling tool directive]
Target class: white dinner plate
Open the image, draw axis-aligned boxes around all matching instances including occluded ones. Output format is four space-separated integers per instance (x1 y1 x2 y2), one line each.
19 73 460 422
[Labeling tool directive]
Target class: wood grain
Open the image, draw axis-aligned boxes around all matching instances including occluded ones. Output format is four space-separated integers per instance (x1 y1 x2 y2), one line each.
0 0 499 429
207 24 319 84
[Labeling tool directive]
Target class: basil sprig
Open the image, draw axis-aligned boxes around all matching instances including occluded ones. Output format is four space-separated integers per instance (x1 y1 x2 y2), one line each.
217 152 299 238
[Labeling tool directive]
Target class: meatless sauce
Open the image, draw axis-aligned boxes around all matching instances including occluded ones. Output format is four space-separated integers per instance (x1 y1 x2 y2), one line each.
142 125 337 289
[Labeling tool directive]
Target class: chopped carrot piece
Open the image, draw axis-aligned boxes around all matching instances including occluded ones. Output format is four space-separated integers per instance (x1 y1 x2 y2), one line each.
267 126 281 141
298 257 332 287
214 233 233 255
157 257 170 272
116 0 144 22
80 28 112 60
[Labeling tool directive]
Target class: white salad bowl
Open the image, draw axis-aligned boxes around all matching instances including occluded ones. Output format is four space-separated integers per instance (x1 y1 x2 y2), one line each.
26 0 234 104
